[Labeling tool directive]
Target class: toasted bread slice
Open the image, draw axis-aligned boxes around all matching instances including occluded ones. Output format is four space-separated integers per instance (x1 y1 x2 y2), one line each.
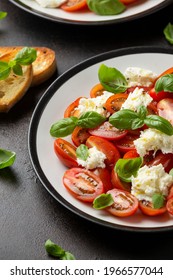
0 46 57 86
0 64 33 112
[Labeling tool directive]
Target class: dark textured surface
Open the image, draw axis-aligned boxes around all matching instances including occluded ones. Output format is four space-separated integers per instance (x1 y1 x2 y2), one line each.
1 0 173 260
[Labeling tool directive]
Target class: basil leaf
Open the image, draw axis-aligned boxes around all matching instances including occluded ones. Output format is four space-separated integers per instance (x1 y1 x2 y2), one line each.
169 168 173 177
109 109 144 130
0 149 16 169
115 157 143 182
61 252 75 260
76 144 89 161
45 239 75 260
155 74 173 93
87 0 125 15
98 64 128 93
14 47 37 65
12 63 23 76
50 116 78 137
0 11 7 20
0 62 11 80
152 193 165 209
77 111 106 128
144 115 173 135
163 23 173 45
93 193 114 209
137 105 147 120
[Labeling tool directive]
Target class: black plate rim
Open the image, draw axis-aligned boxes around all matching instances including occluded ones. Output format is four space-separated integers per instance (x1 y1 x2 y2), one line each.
28 46 173 232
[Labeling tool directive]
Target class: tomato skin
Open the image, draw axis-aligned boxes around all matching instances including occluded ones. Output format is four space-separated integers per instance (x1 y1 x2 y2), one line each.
94 168 113 192
113 132 139 153
166 197 173 215
88 121 127 141
64 97 82 118
86 135 120 170
123 150 139 159
106 188 139 217
149 88 172 102
147 152 173 173
54 138 78 168
60 0 88 12
90 83 104 98
167 185 173 200
139 201 167 216
104 93 128 114
111 169 131 192
157 98 173 126
71 126 91 147
120 0 138 4
157 67 173 80
63 168 104 202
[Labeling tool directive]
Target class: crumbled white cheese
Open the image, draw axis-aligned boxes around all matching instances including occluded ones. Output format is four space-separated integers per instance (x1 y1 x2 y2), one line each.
134 128 173 157
77 146 106 170
124 67 157 87
121 87 153 111
34 0 66 8
131 164 173 202
76 91 113 117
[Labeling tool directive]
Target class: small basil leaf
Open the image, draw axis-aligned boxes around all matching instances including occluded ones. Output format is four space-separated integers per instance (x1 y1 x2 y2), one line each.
45 239 65 257
77 111 106 128
137 105 147 120
12 63 23 76
144 115 173 135
0 62 11 80
93 193 114 209
163 23 173 45
87 0 125 16
115 157 143 182
0 11 7 20
152 193 165 209
98 64 128 93
14 47 37 65
76 144 89 161
169 168 173 177
155 74 173 93
61 252 75 260
109 109 144 130
0 149 16 169
50 116 78 137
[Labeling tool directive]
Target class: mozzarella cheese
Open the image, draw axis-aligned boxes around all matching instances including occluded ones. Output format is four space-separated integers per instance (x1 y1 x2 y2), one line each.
124 67 157 87
76 91 113 117
34 0 66 8
134 128 173 157
77 146 106 170
121 87 153 111
131 164 173 202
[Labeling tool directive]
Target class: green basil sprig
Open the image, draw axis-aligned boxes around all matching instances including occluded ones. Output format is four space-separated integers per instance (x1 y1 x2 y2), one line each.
50 111 106 138
86 0 125 16
109 105 173 135
0 149 16 169
152 193 165 209
45 239 75 260
163 22 173 45
115 157 143 182
76 144 89 161
155 74 173 93
93 193 114 209
98 64 128 93
0 11 7 20
0 47 37 80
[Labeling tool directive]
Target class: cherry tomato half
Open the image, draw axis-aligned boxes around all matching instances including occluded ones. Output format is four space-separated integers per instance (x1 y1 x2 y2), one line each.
120 0 138 4
88 121 127 141
94 168 113 192
157 98 173 126
86 135 120 170
60 0 88 12
64 97 82 118
147 152 173 173
149 88 172 102
54 138 78 168
166 197 173 215
104 93 128 114
139 201 167 216
63 167 104 202
90 83 105 98
111 170 131 192
123 150 139 159
71 126 91 147
106 188 139 217
113 132 139 153
167 185 173 200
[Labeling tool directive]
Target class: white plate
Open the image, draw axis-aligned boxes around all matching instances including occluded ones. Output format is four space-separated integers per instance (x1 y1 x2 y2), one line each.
9 0 172 25
29 47 173 232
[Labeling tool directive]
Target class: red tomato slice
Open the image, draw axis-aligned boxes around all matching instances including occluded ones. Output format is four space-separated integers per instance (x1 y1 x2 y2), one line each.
157 98 173 125
94 168 113 192
120 0 138 4
166 197 173 215
147 152 173 173
104 93 129 114
167 185 173 200
156 67 173 80
90 83 105 98
86 135 120 170
111 169 131 192
106 188 138 217
54 138 78 168
149 88 172 102
123 150 139 159
60 0 88 12
64 97 82 118
113 132 139 153
71 126 91 147
139 201 167 216
63 167 104 202
88 121 127 141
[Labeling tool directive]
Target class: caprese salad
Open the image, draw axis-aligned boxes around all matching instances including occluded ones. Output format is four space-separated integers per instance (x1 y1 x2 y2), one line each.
50 63 173 218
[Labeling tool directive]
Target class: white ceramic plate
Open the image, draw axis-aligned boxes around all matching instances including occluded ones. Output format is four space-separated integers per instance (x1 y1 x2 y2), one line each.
29 47 173 232
9 0 172 25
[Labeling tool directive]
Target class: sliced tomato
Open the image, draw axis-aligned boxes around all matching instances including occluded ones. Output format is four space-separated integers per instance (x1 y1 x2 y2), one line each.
149 88 172 102
106 188 138 217
123 150 139 159
113 132 139 153
147 152 173 173
54 138 78 168
111 169 131 192
88 121 127 141
157 98 173 125
71 126 90 147
139 200 167 216
166 197 173 215
90 83 104 98
167 185 173 200
147 100 158 115
156 67 173 80
94 168 113 192
126 86 152 94
86 135 120 170
60 0 88 12
120 0 138 4
63 167 104 202
64 97 82 118
104 93 128 114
